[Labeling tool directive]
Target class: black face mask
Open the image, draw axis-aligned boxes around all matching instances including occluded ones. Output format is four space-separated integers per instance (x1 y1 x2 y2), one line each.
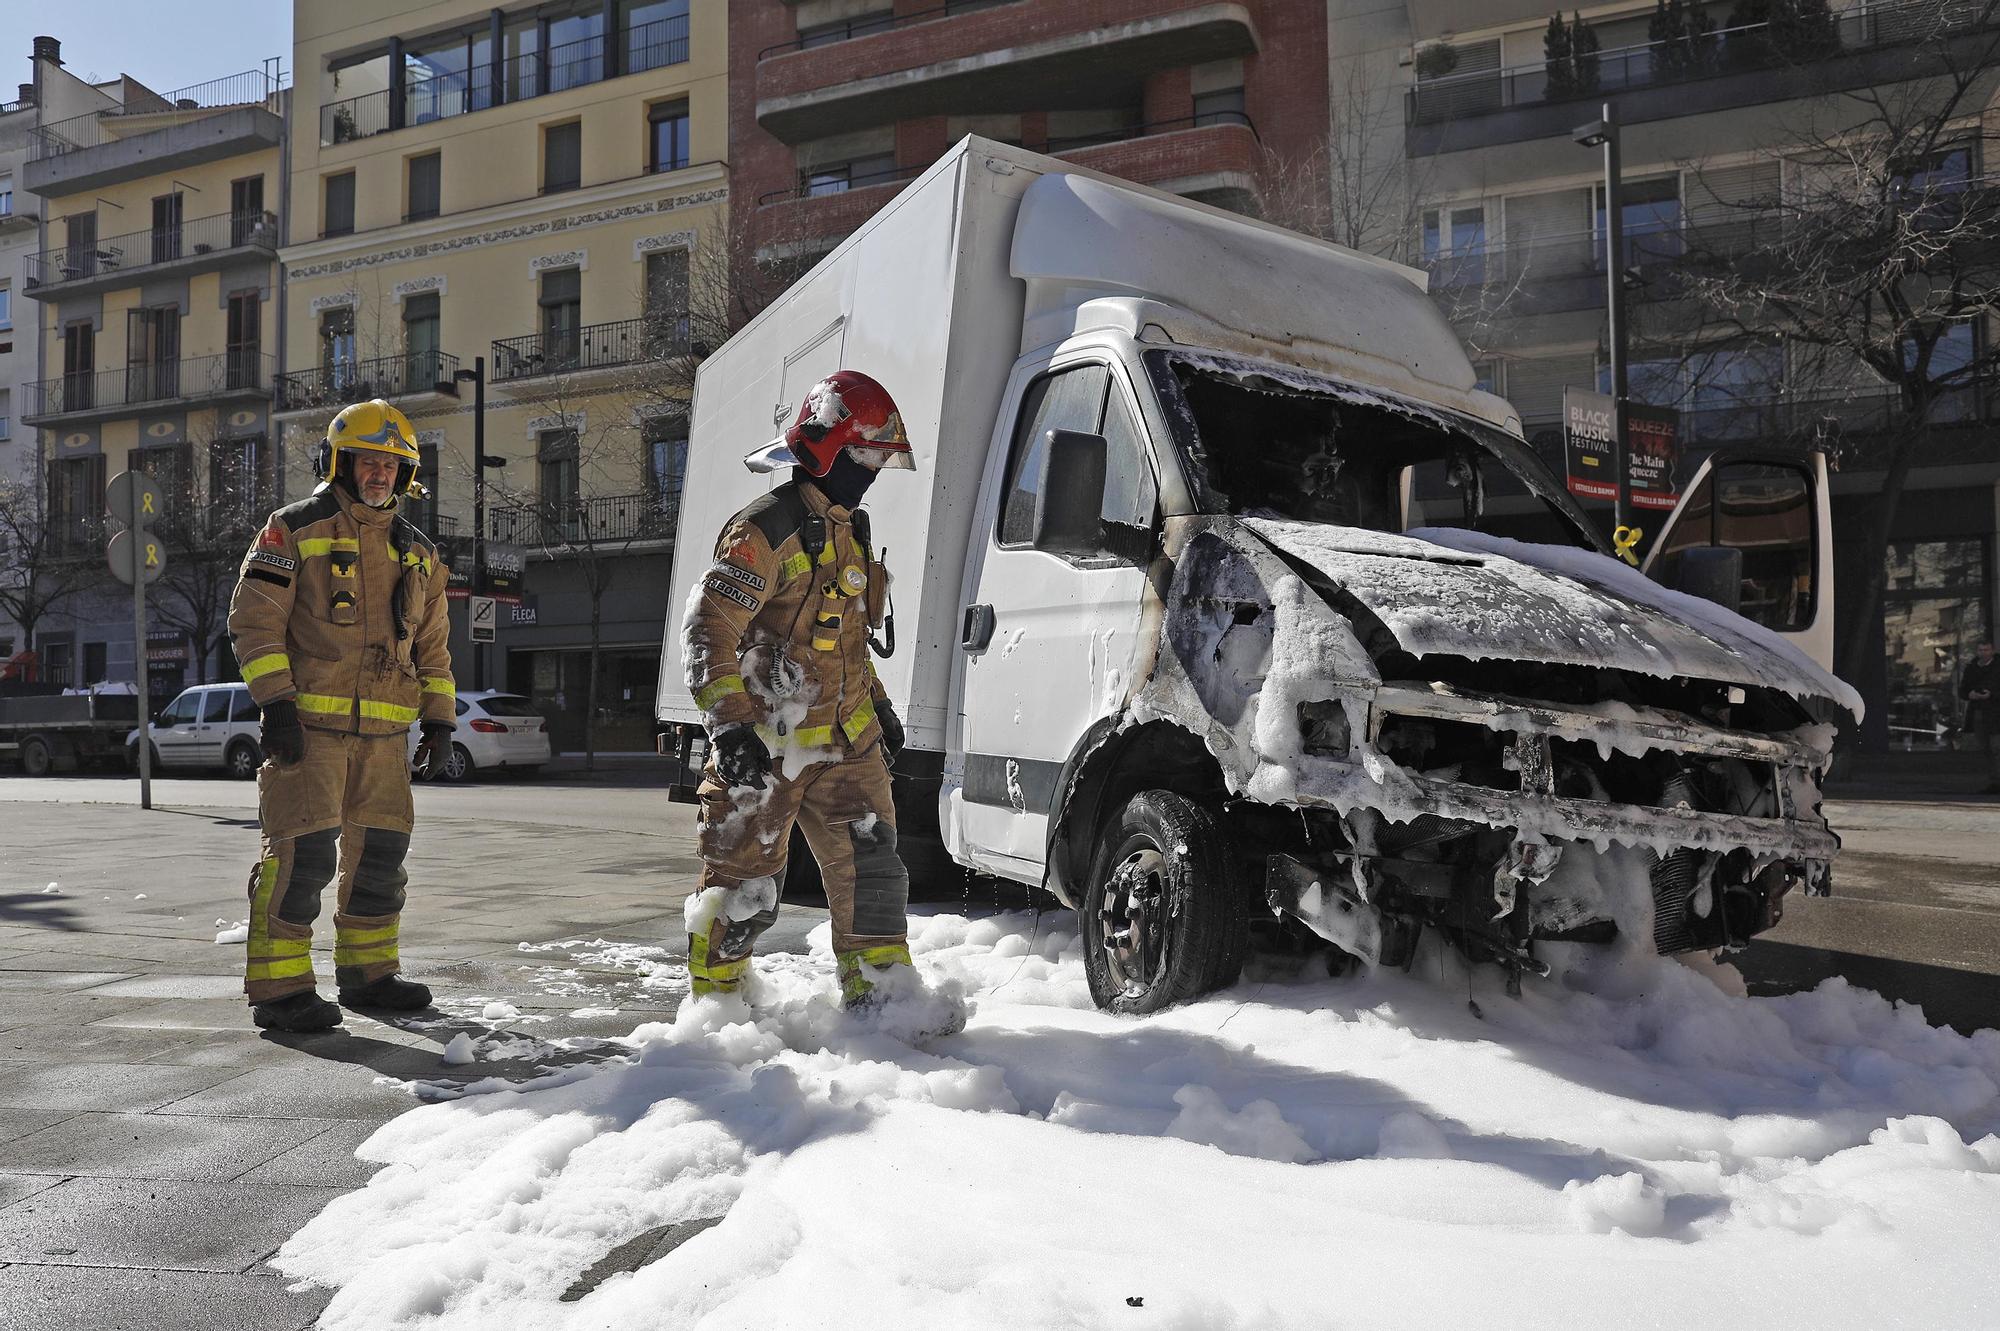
802 451 876 509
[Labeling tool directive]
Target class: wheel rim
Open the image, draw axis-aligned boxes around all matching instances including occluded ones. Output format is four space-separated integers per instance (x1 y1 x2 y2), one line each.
1099 846 1169 996
230 746 257 777
446 746 469 780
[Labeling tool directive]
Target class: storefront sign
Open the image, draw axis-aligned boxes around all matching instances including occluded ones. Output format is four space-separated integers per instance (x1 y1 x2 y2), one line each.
484 542 526 598
1624 403 1682 511
146 631 186 664
1564 387 1618 502
505 598 538 626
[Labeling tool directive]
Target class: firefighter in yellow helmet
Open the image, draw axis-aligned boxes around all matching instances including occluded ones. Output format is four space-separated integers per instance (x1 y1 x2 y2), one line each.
226 399 456 1032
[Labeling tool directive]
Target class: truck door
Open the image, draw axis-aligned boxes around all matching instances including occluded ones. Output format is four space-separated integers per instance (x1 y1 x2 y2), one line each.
954 357 1158 877
1643 450 1835 672
193 688 231 767
152 690 200 767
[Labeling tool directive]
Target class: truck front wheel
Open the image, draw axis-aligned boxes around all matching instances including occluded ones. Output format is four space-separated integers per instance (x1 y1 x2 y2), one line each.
21 736 52 777
1082 790 1247 1014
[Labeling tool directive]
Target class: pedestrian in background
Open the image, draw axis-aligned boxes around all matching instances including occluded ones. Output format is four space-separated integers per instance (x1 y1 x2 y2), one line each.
1960 639 2000 794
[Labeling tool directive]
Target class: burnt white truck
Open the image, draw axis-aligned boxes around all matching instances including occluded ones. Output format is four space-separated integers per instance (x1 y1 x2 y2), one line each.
657 137 1859 1012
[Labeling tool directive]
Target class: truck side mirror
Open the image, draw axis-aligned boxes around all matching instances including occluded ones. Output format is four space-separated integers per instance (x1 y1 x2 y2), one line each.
1677 545 1743 615
1032 429 1108 557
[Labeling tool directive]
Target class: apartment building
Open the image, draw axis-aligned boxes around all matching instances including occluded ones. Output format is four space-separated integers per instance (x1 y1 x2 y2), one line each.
0 84 43 668
282 0 723 753
730 0 1329 273
1342 0 2000 747
18 38 286 694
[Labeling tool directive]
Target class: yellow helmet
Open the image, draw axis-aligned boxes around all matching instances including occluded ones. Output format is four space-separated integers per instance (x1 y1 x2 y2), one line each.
314 398 421 495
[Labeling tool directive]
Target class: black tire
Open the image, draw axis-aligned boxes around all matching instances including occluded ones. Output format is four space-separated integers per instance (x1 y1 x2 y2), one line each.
225 739 262 780
1081 790 1248 1014
21 736 52 778
441 742 475 783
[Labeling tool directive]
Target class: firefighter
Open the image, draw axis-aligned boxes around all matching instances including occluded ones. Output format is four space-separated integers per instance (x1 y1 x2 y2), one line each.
228 399 456 1032
684 369 954 1026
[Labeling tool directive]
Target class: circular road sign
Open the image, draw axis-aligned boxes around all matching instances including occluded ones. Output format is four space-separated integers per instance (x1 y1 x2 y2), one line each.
107 528 167 586
105 470 165 531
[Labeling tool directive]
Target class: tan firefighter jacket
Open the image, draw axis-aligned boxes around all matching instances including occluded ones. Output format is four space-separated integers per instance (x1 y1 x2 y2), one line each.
228 483 456 737
685 478 889 753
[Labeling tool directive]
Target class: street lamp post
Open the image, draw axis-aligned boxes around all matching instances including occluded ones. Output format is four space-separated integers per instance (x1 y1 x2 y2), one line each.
1576 101 1631 534
454 356 505 690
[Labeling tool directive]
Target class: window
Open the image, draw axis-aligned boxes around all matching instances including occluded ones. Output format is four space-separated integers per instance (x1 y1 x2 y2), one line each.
1882 538 1990 745
63 319 95 412
644 248 689 351
504 17 542 100
320 306 357 395
1422 204 1487 287
231 175 265 245
211 435 262 518
544 121 582 193
133 442 190 504
643 413 688 513
324 172 355 237
648 99 689 174
1902 320 1981 424
538 428 580 540
0 172 11 217
83 643 107 688
127 306 181 402
159 691 199 726
403 291 442 386
0 387 10 441
1192 87 1246 128
547 10 607 91
539 267 581 365
231 688 261 722
407 152 441 221
1651 462 1816 634
0 285 11 329
226 290 261 391
625 0 690 72
49 454 107 552
64 211 97 278
151 192 184 264
405 25 494 121
804 153 898 197
999 363 1156 547
1596 176 1682 269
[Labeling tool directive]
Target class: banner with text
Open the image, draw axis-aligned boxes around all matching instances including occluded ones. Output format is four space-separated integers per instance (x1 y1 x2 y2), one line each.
1564 387 1618 502
1624 402 1682 511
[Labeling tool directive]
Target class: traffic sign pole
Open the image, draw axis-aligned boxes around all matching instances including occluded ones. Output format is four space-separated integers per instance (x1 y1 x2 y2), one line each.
128 478 152 811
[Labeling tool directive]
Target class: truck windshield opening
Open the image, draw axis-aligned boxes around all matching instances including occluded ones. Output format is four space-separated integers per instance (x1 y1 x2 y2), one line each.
1149 352 1603 552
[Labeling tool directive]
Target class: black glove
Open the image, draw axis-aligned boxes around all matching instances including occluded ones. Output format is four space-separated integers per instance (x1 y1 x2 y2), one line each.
876 699 905 765
712 724 772 790
413 724 453 780
261 698 305 767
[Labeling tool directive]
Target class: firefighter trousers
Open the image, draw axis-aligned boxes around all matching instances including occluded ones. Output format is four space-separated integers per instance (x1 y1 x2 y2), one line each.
244 729 415 1004
693 741 907 988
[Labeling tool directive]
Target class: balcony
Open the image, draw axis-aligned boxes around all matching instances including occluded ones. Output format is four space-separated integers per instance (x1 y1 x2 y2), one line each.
490 317 684 388
26 70 287 195
320 14 690 147
274 350 461 415
755 116 1259 259
487 491 678 548
755 2 1256 144
1406 0 2000 155
23 352 273 428
26 210 277 301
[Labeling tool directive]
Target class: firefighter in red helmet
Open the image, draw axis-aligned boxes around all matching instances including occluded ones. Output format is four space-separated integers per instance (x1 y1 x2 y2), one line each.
682 370 959 1031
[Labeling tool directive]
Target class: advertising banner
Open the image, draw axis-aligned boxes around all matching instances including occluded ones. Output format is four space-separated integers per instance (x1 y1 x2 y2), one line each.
1564 387 1618 502
1624 403 1682 511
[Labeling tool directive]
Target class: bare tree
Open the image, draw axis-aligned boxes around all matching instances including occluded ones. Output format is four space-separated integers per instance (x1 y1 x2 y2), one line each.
0 472 107 675
1673 2 2000 735
1259 60 1428 261
146 425 270 683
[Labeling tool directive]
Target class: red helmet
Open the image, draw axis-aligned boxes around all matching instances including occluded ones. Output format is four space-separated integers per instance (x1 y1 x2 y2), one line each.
781 370 915 477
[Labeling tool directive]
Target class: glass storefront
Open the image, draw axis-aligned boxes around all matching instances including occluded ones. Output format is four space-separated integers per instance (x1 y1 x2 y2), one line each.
509 645 660 753
1882 537 1990 749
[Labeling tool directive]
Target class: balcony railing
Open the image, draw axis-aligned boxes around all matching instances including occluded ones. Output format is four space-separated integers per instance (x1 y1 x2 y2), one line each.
275 349 461 413
489 491 679 546
1407 0 2000 126
24 351 272 422
321 15 689 147
31 69 289 160
28 209 277 289
491 317 685 382
758 0 1020 58
757 114 1257 206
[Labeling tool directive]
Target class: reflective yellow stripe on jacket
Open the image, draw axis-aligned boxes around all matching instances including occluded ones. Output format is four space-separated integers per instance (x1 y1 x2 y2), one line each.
241 652 290 683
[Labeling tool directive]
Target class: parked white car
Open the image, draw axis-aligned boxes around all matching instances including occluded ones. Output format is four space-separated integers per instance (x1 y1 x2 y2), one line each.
409 690 553 782
126 682 265 779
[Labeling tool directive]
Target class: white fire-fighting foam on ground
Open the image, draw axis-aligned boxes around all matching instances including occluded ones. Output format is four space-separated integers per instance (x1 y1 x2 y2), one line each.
276 865 2000 1330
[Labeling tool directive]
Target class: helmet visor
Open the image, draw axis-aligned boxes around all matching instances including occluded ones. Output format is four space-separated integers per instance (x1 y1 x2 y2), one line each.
847 445 915 471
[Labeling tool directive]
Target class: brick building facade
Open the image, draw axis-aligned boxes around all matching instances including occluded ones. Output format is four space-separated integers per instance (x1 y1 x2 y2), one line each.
728 1 1328 269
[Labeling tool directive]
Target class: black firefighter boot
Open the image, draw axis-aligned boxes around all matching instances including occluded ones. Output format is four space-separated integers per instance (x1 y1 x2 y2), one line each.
251 990 344 1033
338 974 434 1011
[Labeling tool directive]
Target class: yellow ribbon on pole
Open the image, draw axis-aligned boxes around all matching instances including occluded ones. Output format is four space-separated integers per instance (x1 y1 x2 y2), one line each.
1613 525 1645 567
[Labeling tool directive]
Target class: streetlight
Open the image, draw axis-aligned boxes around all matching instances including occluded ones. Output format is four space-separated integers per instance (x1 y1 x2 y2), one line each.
453 356 507 690
1576 102 1631 534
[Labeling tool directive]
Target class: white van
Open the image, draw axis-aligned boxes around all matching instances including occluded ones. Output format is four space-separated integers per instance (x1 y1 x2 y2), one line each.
656 138 1859 1013
128 683 264 779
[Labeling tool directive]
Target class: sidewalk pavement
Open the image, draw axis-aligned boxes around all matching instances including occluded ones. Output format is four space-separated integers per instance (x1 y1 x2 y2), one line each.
0 791 821 1329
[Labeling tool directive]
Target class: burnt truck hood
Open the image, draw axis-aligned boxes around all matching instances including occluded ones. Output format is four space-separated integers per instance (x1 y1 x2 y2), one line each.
1240 518 1864 718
